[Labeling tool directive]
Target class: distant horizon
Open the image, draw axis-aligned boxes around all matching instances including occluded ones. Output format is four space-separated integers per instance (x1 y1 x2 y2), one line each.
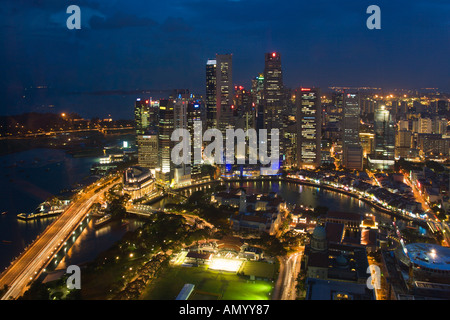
1 0 449 119
2 84 448 120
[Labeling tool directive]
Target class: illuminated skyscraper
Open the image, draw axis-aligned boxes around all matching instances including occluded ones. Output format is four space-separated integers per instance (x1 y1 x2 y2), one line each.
206 59 217 130
136 98 159 169
216 54 234 133
368 106 395 170
296 88 322 169
157 99 174 185
342 92 363 170
135 98 150 135
263 52 284 131
187 101 204 179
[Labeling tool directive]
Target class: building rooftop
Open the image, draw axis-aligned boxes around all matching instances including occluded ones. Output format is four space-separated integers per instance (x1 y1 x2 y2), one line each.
406 243 450 271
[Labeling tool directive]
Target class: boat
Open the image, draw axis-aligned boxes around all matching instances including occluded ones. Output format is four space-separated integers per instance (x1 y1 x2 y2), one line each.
95 214 112 228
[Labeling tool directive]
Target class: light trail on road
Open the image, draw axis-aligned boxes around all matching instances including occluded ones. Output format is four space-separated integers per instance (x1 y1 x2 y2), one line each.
0 177 118 300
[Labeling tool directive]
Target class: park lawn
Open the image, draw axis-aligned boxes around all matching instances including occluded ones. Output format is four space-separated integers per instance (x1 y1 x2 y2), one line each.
240 261 276 280
140 265 273 300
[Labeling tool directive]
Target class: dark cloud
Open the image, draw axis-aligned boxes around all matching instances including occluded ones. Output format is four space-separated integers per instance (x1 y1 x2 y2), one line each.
160 17 193 33
0 0 448 118
89 12 158 29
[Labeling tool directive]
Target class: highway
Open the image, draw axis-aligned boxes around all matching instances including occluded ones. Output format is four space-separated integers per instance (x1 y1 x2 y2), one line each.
0 176 119 300
273 249 304 300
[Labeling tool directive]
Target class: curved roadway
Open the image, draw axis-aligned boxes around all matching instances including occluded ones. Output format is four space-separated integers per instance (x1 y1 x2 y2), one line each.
0 176 119 300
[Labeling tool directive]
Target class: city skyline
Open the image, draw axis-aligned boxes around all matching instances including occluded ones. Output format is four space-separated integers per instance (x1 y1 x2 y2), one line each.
1 0 450 304
1 0 449 119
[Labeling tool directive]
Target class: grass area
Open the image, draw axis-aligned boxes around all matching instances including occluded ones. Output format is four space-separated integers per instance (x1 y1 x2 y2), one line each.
140 265 273 300
240 261 276 280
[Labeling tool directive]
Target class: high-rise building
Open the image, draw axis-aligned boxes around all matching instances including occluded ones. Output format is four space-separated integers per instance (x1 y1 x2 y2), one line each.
263 52 284 132
368 106 395 170
157 99 175 185
296 88 322 169
135 98 159 169
137 131 159 169
251 74 265 106
216 54 234 133
135 98 150 135
342 92 362 170
206 59 217 130
173 97 191 186
187 100 205 179
395 129 412 159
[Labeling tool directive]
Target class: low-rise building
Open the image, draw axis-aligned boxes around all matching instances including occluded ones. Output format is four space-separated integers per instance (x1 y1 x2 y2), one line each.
123 166 155 200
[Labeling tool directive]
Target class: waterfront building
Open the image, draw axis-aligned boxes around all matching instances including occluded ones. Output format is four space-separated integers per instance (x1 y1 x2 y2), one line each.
122 166 155 200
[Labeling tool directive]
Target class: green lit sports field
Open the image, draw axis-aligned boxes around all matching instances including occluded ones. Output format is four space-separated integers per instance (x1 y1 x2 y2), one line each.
140 265 274 300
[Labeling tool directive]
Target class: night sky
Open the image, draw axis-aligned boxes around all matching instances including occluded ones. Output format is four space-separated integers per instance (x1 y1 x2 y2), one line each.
1 0 449 119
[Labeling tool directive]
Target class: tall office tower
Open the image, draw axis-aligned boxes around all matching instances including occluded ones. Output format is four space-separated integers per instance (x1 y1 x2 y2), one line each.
395 129 412 159
263 52 284 131
137 130 159 169
135 98 150 135
173 97 191 185
400 101 408 118
342 92 363 170
392 100 399 117
368 106 395 170
262 52 285 169
136 98 159 169
215 54 234 133
157 99 175 185
296 88 322 169
331 91 344 162
251 74 265 106
433 118 448 135
342 92 360 145
187 101 204 179
206 59 217 130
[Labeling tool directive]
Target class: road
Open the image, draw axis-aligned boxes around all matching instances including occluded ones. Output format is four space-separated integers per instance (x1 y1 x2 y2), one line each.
273 249 303 300
0 176 119 300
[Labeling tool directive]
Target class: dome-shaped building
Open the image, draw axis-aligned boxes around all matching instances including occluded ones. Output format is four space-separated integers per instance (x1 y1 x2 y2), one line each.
311 225 327 252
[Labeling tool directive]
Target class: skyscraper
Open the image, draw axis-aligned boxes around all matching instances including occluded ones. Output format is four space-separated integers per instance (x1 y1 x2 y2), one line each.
216 54 234 133
187 101 205 179
263 52 284 131
296 88 322 169
368 105 395 170
173 96 191 185
135 98 150 136
157 98 174 185
206 59 217 130
135 98 159 169
342 92 363 170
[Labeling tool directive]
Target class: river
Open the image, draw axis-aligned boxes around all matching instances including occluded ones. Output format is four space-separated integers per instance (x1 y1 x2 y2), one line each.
0 148 100 271
1 150 393 273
